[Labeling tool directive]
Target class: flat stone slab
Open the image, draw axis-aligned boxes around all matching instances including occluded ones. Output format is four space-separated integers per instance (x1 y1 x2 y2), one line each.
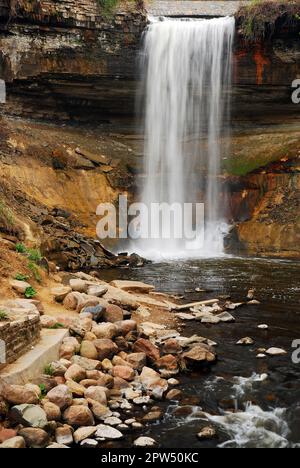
0 329 68 385
147 1 248 18
110 280 155 294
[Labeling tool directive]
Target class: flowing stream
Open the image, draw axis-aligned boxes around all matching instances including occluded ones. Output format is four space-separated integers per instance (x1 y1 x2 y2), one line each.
138 16 235 259
101 258 300 448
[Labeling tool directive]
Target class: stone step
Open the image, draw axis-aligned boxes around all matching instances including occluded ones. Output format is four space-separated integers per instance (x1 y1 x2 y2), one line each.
0 329 68 385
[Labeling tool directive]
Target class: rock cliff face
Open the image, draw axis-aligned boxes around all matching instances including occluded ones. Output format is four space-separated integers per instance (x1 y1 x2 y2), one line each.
0 0 147 121
226 9 300 257
0 0 299 258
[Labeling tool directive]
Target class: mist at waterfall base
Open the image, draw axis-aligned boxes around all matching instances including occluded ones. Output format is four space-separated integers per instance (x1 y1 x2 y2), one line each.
132 16 235 260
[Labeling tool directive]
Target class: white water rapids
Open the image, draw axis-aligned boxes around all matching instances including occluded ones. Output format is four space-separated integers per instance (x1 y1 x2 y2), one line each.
136 16 235 259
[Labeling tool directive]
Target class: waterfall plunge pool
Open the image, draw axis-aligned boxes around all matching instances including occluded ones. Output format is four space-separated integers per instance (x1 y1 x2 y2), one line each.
100 257 300 448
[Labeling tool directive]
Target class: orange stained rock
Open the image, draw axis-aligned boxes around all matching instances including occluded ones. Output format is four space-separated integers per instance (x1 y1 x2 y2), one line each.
253 48 270 85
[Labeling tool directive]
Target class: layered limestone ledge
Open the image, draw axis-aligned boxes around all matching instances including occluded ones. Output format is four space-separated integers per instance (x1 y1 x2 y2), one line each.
147 1 247 18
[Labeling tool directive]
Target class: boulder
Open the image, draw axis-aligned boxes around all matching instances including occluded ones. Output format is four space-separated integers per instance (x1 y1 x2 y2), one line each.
71 355 102 371
10 280 31 294
92 323 118 340
133 436 157 447
95 425 123 440
103 304 124 323
47 443 70 449
82 304 105 323
165 389 182 401
126 353 147 371
197 426 217 440
0 381 39 405
0 436 26 448
69 279 88 293
133 339 160 362
80 341 98 360
73 426 97 443
112 365 135 381
51 286 72 303
87 399 112 421
142 410 162 422
155 355 179 374
42 402 61 421
115 320 137 336
59 344 76 360
87 285 108 298
55 426 73 446
103 416 122 426
113 377 131 390
65 364 86 383
18 428 50 448
63 292 84 311
41 315 58 328
9 404 48 428
139 367 168 393
66 380 86 397
63 405 94 427
94 339 118 361
80 438 98 448
162 339 182 355
50 361 68 377
236 337 254 346
84 387 107 406
63 337 81 353
47 385 73 410
0 428 17 443
266 347 287 356
182 345 216 366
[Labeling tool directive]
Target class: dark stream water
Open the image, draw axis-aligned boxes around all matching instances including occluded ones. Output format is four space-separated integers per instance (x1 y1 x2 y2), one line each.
101 256 300 448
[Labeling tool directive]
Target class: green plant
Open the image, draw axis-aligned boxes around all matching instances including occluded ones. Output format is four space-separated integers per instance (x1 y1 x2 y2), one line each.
44 364 54 376
16 243 26 254
27 248 42 263
24 286 37 299
15 273 29 281
28 261 42 283
97 0 119 16
0 310 8 321
38 383 47 399
50 323 65 329
237 0 300 42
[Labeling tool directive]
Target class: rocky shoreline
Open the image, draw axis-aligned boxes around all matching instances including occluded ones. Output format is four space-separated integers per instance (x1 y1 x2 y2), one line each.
0 270 219 449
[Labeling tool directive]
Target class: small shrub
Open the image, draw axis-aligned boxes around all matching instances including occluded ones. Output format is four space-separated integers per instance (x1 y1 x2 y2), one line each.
27 249 42 263
38 384 47 398
15 273 29 281
44 364 54 376
50 323 65 329
25 286 37 299
28 261 42 283
16 242 26 254
0 310 8 321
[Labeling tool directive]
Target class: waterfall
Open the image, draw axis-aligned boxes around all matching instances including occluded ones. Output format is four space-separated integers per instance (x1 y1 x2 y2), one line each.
137 16 235 259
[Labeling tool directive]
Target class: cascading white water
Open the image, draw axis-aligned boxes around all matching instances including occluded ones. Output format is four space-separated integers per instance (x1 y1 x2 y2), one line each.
137 16 235 259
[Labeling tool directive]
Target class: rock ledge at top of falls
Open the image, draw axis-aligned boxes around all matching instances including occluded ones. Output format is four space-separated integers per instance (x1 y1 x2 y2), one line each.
147 1 246 18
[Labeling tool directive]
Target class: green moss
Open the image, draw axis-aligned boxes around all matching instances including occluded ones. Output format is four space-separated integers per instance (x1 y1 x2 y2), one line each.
97 0 119 16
